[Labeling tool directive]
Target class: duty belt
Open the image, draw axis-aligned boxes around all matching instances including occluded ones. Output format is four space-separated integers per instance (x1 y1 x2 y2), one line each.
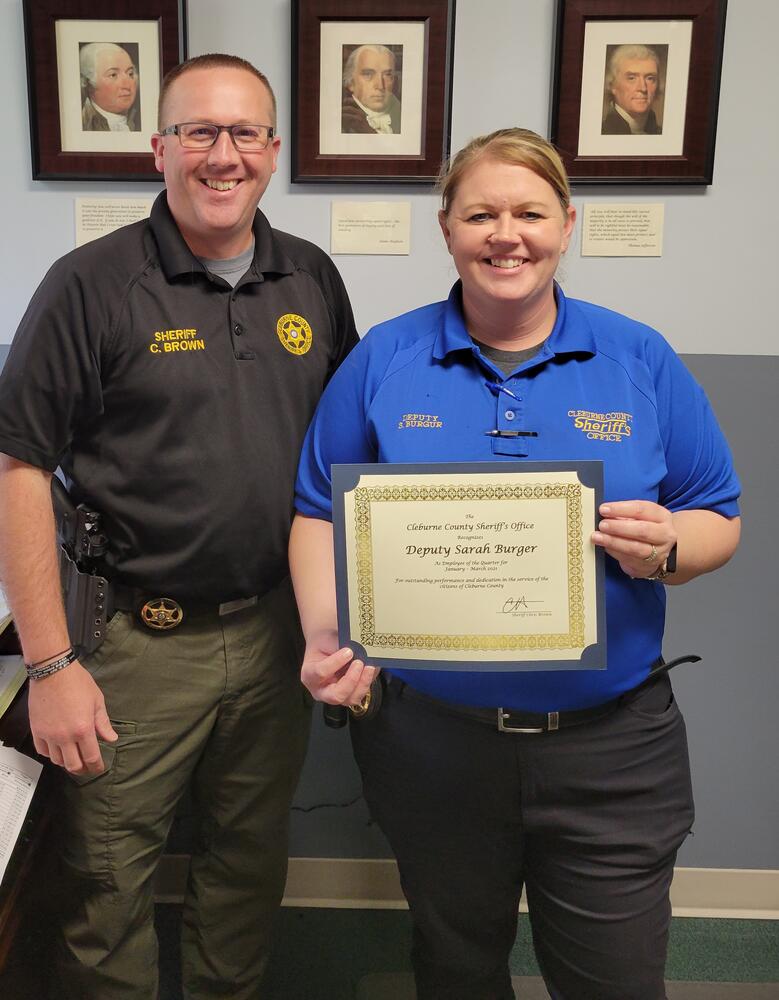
385 655 701 734
112 584 259 631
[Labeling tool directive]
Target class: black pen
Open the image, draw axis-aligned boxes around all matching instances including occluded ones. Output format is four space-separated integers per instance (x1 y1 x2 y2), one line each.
484 429 538 438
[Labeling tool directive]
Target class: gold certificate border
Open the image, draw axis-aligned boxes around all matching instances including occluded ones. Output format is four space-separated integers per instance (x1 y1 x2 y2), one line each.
354 483 585 652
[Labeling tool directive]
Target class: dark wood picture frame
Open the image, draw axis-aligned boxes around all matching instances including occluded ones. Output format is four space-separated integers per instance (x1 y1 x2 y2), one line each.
550 0 727 184
292 0 456 183
23 0 187 181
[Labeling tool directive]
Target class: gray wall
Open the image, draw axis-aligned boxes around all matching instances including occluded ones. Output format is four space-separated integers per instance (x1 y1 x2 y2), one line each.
1 0 777 868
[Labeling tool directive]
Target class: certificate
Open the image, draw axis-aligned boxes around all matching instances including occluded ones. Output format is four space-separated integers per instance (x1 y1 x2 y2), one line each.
332 462 606 672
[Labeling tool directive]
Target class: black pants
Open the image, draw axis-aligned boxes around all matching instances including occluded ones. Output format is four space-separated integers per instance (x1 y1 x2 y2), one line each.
351 672 694 1000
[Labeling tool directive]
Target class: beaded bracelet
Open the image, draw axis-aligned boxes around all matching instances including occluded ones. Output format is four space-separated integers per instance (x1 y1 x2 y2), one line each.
25 648 78 681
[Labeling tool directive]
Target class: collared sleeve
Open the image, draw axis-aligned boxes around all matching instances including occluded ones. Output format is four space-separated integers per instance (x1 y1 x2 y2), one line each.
652 339 740 516
0 258 105 471
295 336 377 520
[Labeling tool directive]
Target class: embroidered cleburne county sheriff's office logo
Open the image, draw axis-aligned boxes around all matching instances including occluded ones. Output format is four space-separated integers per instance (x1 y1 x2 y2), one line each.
276 313 313 356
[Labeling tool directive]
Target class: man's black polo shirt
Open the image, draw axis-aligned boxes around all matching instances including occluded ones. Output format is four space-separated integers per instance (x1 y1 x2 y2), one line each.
0 192 357 601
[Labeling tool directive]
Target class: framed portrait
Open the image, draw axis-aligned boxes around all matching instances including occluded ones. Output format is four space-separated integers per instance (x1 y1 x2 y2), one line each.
23 0 187 181
292 0 456 183
550 0 728 184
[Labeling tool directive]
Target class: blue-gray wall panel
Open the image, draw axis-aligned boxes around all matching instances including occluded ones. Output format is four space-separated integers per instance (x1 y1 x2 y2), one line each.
669 355 778 868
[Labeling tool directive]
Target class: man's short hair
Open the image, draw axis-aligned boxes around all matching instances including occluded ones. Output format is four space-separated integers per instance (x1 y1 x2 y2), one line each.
342 44 396 91
605 44 662 97
158 53 277 129
80 42 129 91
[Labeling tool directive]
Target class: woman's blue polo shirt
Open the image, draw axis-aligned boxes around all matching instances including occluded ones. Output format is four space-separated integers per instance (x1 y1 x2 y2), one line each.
295 284 740 710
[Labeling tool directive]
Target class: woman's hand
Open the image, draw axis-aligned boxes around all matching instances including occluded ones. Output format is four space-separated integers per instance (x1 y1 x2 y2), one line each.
300 629 379 707
592 500 676 579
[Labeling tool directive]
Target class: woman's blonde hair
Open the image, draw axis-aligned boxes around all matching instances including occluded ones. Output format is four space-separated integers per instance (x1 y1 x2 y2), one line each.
437 128 571 216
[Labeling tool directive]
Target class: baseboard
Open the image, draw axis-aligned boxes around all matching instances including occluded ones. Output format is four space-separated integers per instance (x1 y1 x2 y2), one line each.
153 856 779 919
668 867 779 919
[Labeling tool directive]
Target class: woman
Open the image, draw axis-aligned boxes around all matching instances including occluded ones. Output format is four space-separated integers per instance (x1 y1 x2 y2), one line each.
290 129 740 1000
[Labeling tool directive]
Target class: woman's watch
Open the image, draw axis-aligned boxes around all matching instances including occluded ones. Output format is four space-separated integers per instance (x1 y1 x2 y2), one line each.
647 542 677 581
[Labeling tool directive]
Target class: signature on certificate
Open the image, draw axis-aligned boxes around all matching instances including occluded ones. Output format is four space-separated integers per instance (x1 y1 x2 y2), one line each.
501 596 544 614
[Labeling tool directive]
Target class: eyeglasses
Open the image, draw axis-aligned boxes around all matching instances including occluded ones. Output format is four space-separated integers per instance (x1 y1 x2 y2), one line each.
159 122 275 151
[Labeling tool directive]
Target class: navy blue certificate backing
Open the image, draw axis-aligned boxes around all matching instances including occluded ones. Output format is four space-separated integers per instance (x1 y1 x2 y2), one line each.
332 461 607 672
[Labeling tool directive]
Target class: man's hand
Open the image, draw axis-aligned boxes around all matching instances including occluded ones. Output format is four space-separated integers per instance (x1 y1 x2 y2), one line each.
300 629 379 708
0 456 116 765
592 500 676 579
28 661 118 774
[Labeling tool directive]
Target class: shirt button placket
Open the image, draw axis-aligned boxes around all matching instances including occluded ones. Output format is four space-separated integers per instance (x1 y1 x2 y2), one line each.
229 297 254 360
492 380 529 457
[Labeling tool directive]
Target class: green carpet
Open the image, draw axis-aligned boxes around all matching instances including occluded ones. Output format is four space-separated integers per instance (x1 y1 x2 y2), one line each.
665 918 779 982
355 974 779 999
356 975 779 999
4 905 776 999
254 909 779 1000
507 914 779 982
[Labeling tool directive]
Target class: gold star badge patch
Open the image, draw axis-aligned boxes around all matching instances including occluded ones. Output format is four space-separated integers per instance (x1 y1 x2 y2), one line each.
276 313 313 356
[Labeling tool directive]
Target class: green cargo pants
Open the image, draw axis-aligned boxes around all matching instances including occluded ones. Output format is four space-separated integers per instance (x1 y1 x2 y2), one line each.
53 577 310 1000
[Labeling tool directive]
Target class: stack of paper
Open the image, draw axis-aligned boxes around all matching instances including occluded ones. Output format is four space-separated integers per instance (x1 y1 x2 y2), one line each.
0 744 42 885
0 656 25 719
0 589 23 719
0 590 11 636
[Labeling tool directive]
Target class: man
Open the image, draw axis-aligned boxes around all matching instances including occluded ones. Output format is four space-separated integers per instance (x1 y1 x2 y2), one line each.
341 44 401 134
80 41 140 132
602 44 662 136
0 54 356 999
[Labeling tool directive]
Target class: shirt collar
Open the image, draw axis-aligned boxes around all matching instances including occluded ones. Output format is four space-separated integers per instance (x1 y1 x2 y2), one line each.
432 281 597 362
89 98 129 128
352 94 393 132
431 283 475 359
612 102 647 135
150 191 295 282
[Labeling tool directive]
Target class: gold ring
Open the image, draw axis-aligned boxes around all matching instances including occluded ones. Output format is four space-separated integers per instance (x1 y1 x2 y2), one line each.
643 544 659 564
349 690 372 718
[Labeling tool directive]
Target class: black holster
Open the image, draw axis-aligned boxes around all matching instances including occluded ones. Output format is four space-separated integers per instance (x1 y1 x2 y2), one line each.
58 546 114 658
52 477 113 658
